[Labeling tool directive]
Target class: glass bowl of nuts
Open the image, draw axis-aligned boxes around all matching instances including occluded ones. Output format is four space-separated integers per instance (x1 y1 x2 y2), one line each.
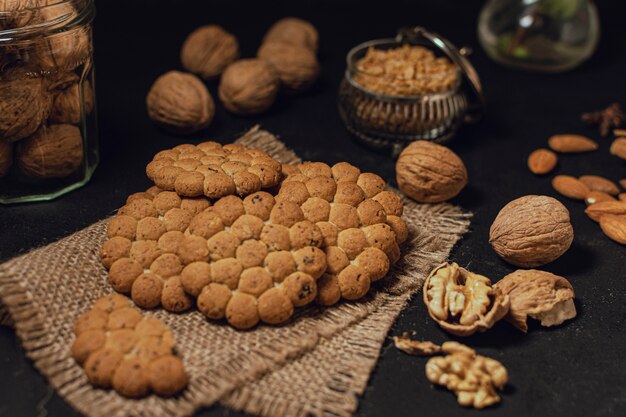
0 0 98 204
338 27 483 154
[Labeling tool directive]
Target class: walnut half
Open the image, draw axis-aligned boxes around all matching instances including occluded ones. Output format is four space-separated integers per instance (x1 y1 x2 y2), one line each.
426 342 508 409
423 263 510 336
494 269 576 332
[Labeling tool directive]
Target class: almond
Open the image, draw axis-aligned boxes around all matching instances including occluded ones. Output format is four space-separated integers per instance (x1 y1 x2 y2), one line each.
613 129 626 136
585 191 616 206
610 137 626 160
619 193 626 202
527 148 557 175
552 175 590 200
585 201 626 222
579 175 620 195
548 134 598 153
599 215 626 244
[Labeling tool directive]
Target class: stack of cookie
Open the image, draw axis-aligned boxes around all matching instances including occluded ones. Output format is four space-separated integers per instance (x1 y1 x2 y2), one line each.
99 142 409 330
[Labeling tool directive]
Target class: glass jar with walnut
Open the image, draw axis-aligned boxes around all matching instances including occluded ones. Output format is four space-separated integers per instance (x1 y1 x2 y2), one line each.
0 0 98 203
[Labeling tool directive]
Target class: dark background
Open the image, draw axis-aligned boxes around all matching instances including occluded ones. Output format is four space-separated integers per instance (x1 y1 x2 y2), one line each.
1 0 625 416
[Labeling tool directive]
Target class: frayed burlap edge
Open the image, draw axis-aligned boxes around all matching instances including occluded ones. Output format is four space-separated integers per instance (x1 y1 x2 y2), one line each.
0 126 471 417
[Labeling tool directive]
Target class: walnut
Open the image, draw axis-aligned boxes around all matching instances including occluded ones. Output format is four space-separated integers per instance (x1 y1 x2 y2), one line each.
0 1 40 29
393 332 441 355
49 73 95 124
0 141 13 177
263 17 319 52
423 262 510 336
180 25 239 80
257 41 320 93
396 140 468 203
0 76 51 142
218 59 279 115
489 195 574 267
146 71 215 134
34 4 91 71
495 269 576 332
17 124 83 178
426 342 508 409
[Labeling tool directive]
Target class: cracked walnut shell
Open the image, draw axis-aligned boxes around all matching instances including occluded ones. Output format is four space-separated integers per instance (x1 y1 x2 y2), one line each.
146 71 215 134
181 25 239 80
426 342 508 409
423 263 509 336
257 41 320 93
495 269 576 332
218 59 280 115
17 124 83 178
396 140 468 203
489 195 574 267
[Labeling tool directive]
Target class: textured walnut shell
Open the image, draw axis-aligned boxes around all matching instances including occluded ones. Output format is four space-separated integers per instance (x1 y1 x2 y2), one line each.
0 141 13 177
0 0 40 30
17 124 83 178
489 195 574 267
0 77 51 142
34 8 91 71
146 71 215 134
263 17 319 52
257 42 320 93
50 77 95 124
494 269 576 332
218 59 279 115
396 140 468 203
423 262 510 337
180 25 239 80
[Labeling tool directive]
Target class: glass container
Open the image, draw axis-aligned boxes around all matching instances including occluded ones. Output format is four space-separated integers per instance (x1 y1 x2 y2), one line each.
478 0 600 72
0 0 98 204
338 27 484 156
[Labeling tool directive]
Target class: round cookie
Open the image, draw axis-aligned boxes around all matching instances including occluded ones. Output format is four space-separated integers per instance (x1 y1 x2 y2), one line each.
146 142 282 198
71 295 187 398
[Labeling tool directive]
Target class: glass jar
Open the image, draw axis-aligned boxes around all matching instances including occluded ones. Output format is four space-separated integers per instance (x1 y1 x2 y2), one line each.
478 0 600 72
0 0 97 204
338 27 483 156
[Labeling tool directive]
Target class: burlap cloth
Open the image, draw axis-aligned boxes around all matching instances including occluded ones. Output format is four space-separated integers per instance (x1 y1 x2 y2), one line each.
0 128 471 417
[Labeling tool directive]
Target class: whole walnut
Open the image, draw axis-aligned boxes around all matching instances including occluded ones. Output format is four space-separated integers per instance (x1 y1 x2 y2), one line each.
263 17 319 52
34 4 91 71
17 124 84 178
0 1 40 29
146 71 215 134
218 59 279 115
0 76 51 142
257 42 320 93
180 25 239 80
396 140 468 203
0 141 13 178
489 195 574 267
49 75 95 124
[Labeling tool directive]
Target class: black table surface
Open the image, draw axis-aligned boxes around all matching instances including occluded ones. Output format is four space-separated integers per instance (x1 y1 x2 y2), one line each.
2 1 625 416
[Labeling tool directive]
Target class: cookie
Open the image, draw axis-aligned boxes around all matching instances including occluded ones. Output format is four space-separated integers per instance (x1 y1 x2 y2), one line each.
146 142 282 198
71 294 187 398
103 189 327 329
279 161 408 305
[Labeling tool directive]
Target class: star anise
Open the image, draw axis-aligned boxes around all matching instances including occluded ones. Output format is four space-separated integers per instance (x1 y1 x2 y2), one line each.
581 102 624 137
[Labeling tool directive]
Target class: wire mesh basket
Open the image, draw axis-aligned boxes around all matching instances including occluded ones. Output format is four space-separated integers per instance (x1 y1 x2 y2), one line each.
338 27 484 155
